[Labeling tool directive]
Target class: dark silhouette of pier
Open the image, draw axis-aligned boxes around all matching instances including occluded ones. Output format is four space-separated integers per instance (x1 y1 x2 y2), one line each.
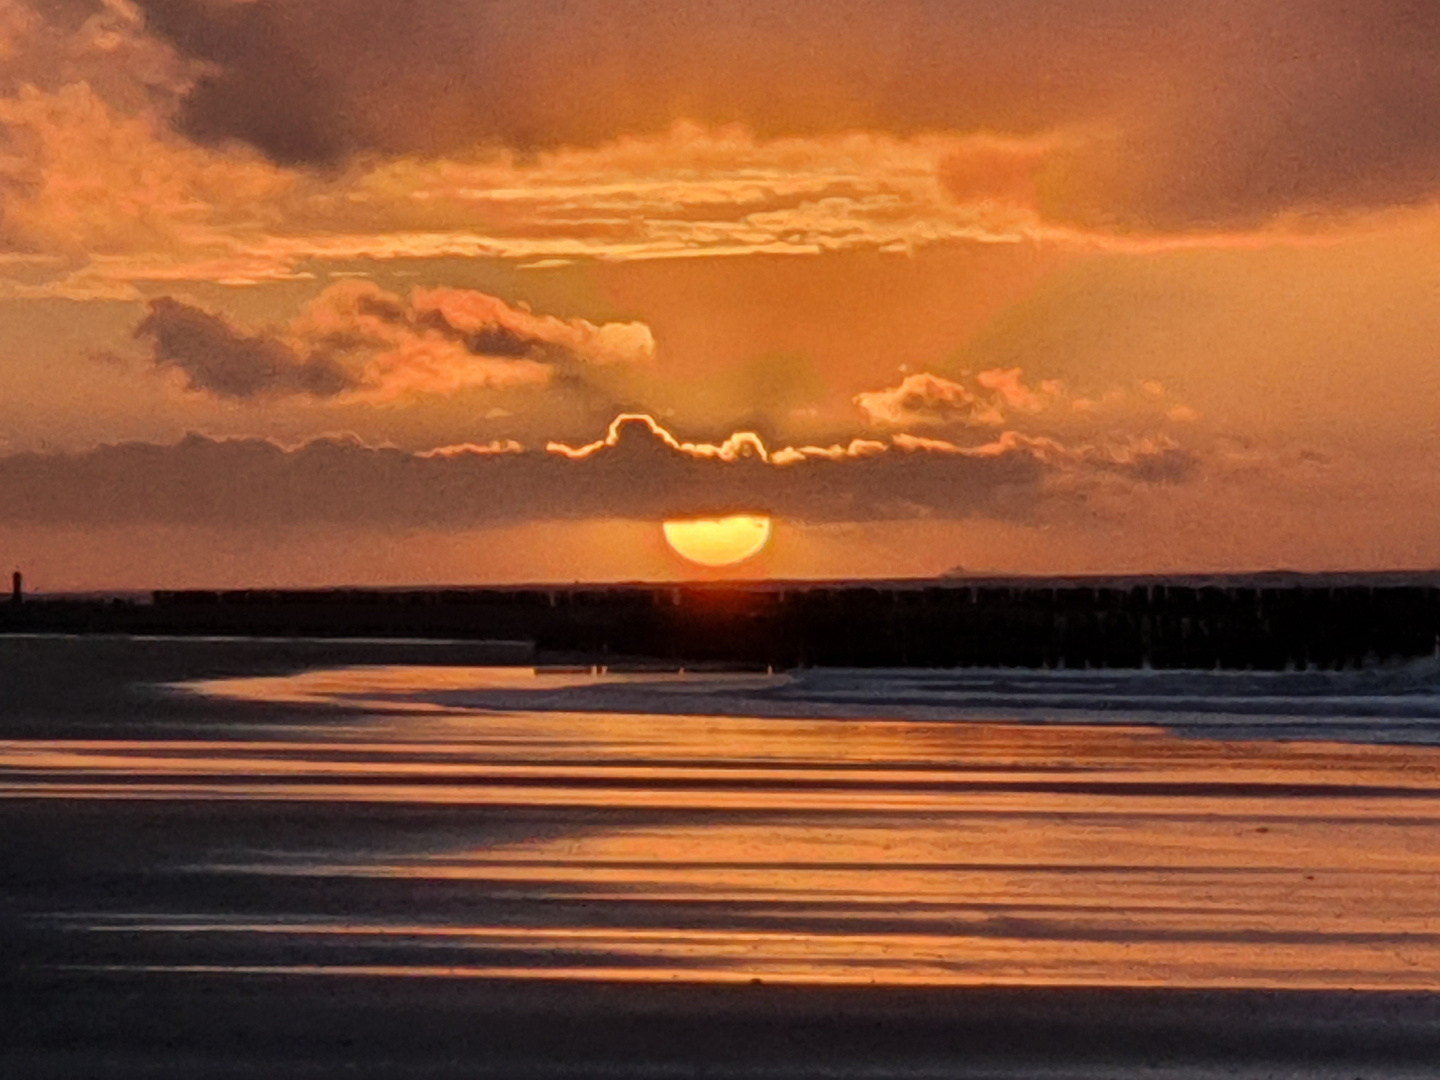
4 572 1440 670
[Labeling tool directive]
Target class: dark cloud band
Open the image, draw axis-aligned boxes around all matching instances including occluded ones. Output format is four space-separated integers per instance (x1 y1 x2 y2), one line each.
0 415 1194 528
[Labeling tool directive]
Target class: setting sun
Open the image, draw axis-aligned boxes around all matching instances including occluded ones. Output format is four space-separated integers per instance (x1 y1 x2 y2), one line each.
662 515 773 567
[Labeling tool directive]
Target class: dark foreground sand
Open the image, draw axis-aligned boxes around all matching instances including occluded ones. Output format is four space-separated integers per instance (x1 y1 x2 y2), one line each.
8 973 1440 1078
5 635 1440 1077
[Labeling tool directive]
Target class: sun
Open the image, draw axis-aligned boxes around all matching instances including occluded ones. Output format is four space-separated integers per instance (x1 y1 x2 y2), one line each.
662 514 772 568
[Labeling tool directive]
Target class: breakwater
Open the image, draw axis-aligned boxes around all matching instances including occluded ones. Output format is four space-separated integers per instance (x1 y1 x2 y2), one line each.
5 573 1440 670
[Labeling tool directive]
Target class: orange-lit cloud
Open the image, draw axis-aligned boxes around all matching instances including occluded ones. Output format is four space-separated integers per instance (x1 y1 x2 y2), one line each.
856 370 1196 432
855 374 986 428
1 0 1400 307
0 82 290 284
855 370 1066 429
977 368 1064 414
410 286 654 367
123 0 1440 230
547 414 770 463
133 282 655 402
770 440 888 466
2 113 1083 297
2 0 1416 308
5 0 1440 287
416 440 526 459
108 2 1429 207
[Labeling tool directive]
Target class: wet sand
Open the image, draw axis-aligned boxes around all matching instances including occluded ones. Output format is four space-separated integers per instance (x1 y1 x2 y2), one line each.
4 636 1440 1076
10 973 1440 1077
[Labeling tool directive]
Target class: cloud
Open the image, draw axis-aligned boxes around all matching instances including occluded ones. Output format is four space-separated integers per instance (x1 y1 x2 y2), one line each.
3 78 1048 291
855 370 1065 429
976 368 1063 414
0 80 291 261
132 282 655 402
856 370 1198 434
0 413 1197 529
855 374 985 428
0 0 192 106
547 413 772 463
132 0 1080 163
136 296 358 399
0 0 1388 299
119 0 1440 230
5 83 1042 289
8 0 1439 303
409 286 655 367
900 428 1194 486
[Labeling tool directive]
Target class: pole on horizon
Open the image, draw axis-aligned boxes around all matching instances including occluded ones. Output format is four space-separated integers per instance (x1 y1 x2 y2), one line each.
11 569 21 604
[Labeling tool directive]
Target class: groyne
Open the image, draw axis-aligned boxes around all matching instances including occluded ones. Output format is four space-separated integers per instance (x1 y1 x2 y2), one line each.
5 573 1439 670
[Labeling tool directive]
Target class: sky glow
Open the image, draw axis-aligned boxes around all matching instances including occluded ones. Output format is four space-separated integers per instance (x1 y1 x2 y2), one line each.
4 1 1440 587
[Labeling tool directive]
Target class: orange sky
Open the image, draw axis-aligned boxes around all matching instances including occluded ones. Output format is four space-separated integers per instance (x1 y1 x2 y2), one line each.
4 0 1440 588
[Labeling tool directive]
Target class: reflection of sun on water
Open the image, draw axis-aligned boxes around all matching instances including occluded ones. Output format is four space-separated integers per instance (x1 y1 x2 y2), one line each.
662 514 771 567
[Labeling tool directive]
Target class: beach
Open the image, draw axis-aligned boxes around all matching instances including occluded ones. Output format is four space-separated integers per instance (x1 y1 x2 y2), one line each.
5 635 1440 1076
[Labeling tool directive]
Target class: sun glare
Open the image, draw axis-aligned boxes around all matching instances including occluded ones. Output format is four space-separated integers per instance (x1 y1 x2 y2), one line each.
662 515 772 568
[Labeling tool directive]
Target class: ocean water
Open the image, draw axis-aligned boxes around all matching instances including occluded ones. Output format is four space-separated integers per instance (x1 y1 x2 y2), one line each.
5 650 1440 995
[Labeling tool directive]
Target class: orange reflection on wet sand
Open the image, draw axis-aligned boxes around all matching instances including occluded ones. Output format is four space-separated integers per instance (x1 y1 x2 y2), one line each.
14 664 1440 990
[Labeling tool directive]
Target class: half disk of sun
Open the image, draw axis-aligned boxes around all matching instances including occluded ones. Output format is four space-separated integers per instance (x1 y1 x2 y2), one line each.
662 515 772 567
